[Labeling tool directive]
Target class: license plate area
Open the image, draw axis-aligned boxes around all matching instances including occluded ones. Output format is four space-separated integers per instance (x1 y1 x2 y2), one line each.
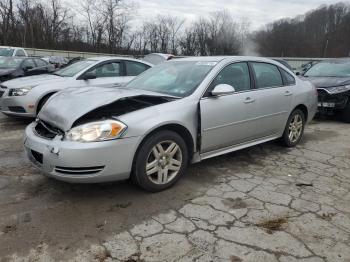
318 102 335 108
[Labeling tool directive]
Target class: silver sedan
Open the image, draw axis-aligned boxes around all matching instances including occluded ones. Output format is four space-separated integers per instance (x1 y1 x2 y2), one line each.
24 56 318 192
0 57 152 117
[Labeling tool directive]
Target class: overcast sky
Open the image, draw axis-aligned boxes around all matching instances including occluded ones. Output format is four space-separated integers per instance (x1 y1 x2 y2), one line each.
132 0 344 30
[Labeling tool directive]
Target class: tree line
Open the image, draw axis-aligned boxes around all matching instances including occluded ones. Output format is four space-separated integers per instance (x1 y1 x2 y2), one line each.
0 0 349 57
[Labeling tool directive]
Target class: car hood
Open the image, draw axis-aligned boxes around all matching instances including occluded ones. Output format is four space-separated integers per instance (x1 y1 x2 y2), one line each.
3 74 67 88
39 87 172 131
304 76 350 88
0 68 16 76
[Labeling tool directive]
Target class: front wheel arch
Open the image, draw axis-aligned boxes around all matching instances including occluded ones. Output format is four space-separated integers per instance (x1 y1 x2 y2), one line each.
36 92 56 115
131 124 194 175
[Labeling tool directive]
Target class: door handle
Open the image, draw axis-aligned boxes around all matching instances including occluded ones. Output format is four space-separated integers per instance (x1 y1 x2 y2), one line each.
244 97 255 104
113 83 122 87
284 91 293 96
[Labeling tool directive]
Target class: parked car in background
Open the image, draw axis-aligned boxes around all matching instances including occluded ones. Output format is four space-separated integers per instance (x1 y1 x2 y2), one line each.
142 53 175 65
296 61 319 76
42 56 69 68
0 57 153 117
273 58 294 71
302 58 350 122
66 57 84 67
24 56 317 191
0 46 28 57
0 57 53 83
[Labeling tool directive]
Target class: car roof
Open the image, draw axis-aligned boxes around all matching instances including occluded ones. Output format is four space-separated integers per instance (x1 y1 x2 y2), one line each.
0 46 24 49
319 57 350 63
168 56 283 64
86 56 153 66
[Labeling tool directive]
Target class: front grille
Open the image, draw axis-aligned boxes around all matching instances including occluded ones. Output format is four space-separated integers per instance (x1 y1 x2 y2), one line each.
8 106 26 113
31 150 43 164
34 120 64 139
317 89 348 108
55 166 105 175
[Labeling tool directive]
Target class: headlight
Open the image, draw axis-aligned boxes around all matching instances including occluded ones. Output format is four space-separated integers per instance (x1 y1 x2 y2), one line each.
10 86 35 96
65 120 127 142
326 85 350 94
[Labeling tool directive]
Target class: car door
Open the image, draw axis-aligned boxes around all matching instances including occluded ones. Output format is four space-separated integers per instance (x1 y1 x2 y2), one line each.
124 60 151 85
33 58 50 74
249 62 294 138
21 59 37 76
78 60 126 88
200 62 258 154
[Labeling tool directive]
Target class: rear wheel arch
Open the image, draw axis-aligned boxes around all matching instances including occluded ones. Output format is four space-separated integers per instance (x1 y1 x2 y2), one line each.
293 104 308 121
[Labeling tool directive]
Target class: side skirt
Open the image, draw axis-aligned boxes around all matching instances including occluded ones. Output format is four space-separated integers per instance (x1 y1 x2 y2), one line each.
193 134 280 163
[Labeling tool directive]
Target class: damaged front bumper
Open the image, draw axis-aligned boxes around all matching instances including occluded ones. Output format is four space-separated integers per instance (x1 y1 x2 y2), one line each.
317 89 349 114
24 122 141 183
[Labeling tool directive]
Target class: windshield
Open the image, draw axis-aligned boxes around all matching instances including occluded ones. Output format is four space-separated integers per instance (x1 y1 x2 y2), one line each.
304 61 350 77
126 61 216 97
0 48 14 57
0 57 23 69
54 60 95 77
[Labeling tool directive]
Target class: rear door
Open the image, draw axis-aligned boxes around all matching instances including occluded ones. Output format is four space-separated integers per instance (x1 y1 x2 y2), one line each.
78 60 124 87
123 60 151 86
200 62 258 154
249 62 294 138
33 58 50 74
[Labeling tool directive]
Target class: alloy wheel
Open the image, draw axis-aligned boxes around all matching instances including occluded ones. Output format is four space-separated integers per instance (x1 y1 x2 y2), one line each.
145 140 183 185
288 114 303 143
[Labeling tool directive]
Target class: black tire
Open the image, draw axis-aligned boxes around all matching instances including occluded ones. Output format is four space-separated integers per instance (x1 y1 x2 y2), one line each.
341 101 350 123
37 94 53 115
132 130 188 192
281 109 306 147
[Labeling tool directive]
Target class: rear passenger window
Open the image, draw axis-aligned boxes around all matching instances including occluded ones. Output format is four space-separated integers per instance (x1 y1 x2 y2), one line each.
280 69 296 85
125 61 150 76
251 62 283 88
35 59 48 67
210 62 251 92
15 49 26 57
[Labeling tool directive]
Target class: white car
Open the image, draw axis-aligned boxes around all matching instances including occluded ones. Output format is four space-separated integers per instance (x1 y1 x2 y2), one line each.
0 56 153 117
0 46 28 57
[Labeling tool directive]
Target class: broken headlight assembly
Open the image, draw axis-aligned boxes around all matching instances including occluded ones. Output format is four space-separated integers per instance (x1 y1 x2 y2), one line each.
326 85 350 94
9 85 36 96
65 120 127 142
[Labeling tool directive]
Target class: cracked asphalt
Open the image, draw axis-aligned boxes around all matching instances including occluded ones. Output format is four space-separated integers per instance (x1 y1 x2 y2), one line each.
0 113 350 262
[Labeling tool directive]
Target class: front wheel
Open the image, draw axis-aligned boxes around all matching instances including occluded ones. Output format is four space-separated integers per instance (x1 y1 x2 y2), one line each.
281 109 305 147
132 130 188 192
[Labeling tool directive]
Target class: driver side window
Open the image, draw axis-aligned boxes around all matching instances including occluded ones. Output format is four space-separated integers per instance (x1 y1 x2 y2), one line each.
88 62 121 78
22 59 35 69
210 62 251 92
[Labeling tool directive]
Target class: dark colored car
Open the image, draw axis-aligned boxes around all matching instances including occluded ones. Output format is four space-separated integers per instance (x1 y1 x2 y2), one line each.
0 57 53 83
302 58 350 122
273 58 294 71
66 57 84 67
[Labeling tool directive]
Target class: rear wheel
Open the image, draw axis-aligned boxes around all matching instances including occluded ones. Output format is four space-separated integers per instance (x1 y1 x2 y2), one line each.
132 130 188 192
341 100 350 123
281 109 305 147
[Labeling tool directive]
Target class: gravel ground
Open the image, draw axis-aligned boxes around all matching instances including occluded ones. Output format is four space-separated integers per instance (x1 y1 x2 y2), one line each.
0 113 349 262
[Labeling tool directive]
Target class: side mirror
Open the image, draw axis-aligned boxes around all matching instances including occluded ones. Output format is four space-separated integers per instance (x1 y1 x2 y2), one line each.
211 84 236 96
82 71 96 80
24 66 33 72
